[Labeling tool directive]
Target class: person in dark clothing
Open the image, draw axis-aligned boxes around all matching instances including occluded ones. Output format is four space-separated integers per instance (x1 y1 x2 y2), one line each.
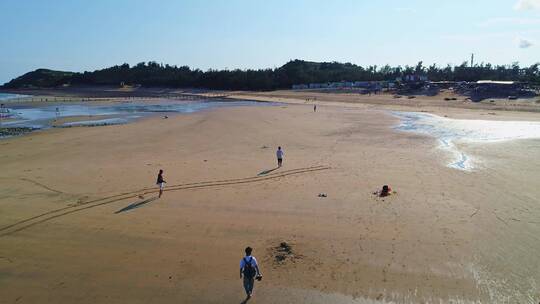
380 185 391 197
276 146 284 167
156 169 166 198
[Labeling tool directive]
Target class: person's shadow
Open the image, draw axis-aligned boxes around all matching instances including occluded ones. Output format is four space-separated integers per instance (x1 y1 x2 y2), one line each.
258 167 279 176
115 197 159 214
240 295 251 304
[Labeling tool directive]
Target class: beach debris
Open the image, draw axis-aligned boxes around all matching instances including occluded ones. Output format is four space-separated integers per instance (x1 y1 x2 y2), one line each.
0 127 34 137
261 145 269 149
279 242 292 253
269 241 303 265
162 115 168 119
407 95 416 99
275 242 293 262
318 193 327 198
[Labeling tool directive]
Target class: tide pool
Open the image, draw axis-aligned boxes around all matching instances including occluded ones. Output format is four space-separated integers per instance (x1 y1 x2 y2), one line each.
392 112 540 170
0 99 272 135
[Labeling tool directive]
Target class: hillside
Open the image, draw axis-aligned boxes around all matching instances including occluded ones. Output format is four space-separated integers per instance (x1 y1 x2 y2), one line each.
3 69 74 89
2 60 539 90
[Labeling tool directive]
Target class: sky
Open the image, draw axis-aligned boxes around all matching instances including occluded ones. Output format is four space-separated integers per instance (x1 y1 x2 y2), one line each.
0 0 539 84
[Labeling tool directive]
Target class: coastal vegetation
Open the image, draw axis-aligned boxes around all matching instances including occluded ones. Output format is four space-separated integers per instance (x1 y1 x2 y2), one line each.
3 60 540 90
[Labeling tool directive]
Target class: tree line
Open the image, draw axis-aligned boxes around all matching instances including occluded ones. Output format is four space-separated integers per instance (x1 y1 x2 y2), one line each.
3 60 540 90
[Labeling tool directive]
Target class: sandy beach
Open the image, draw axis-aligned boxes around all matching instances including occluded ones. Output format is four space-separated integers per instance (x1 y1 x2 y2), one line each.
1 95 540 303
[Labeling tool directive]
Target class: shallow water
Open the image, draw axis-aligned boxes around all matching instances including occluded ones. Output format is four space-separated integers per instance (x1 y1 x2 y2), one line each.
392 111 540 170
0 93 29 101
0 99 271 131
62 117 134 127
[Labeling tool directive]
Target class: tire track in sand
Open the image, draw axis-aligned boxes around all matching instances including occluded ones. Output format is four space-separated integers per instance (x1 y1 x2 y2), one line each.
0 165 330 237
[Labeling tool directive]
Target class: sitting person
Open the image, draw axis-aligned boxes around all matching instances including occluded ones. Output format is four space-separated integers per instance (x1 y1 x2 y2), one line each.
379 185 391 197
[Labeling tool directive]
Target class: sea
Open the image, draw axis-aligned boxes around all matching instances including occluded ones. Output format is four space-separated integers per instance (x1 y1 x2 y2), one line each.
0 93 29 101
0 99 272 135
393 111 540 170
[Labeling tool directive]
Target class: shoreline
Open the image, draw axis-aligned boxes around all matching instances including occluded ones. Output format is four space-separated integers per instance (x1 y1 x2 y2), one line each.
3 87 540 121
0 98 276 138
2 86 540 113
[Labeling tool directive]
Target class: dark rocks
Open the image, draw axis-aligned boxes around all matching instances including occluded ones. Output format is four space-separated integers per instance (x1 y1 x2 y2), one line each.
0 127 34 137
274 241 298 263
279 242 292 254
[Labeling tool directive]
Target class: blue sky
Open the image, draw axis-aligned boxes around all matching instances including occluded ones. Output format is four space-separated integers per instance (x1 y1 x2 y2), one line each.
0 0 539 84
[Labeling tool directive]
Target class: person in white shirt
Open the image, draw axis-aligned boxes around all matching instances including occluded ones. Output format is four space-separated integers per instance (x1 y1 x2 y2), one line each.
240 246 261 299
276 146 284 167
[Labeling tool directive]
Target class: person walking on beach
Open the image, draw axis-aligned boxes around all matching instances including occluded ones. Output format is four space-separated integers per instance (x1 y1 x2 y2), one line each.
240 247 262 299
276 146 284 167
156 169 166 198
313 104 317 112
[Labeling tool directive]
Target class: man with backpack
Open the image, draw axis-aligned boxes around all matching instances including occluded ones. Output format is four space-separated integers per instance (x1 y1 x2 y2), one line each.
240 246 262 299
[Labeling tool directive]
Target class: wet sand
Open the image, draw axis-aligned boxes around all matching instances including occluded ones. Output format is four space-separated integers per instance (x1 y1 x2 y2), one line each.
1 101 539 303
223 90 540 114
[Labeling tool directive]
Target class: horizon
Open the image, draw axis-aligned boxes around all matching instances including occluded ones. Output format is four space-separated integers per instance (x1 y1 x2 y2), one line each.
1 0 539 84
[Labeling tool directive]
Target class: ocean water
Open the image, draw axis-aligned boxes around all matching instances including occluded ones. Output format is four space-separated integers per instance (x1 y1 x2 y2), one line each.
392 112 540 170
0 93 29 101
0 99 272 131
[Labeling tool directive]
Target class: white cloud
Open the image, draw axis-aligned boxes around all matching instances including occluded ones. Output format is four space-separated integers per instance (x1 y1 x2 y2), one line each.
518 38 534 48
514 0 540 10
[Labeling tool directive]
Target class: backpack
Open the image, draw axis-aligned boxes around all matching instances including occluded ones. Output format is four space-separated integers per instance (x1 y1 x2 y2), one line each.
243 257 256 278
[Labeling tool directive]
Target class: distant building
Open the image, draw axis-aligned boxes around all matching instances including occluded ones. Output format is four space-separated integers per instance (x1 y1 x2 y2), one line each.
430 81 457 89
292 84 309 90
464 80 533 101
398 74 428 82
353 81 371 88
292 80 394 90
476 80 515 85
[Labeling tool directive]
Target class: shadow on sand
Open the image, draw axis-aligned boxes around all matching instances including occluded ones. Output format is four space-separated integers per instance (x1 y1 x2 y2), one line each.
115 197 159 214
258 167 279 176
240 295 251 304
